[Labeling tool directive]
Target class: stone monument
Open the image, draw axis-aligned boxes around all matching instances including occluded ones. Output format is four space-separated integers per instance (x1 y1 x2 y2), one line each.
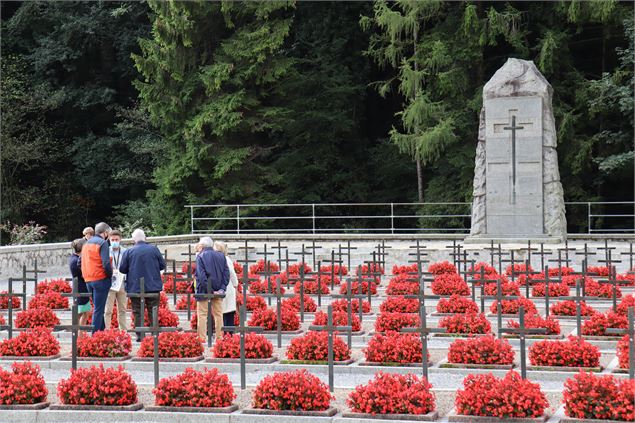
468 58 567 242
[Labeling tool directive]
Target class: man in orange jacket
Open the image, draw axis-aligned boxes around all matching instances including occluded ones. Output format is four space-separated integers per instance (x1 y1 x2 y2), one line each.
81 221 113 332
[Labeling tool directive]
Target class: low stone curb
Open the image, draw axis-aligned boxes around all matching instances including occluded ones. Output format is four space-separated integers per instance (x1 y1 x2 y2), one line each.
611 368 629 374
552 315 592 321
438 360 514 370
144 404 238 413
60 355 131 362
49 403 143 411
341 411 438 421
503 334 564 339
205 356 278 364
447 411 548 422
358 361 432 368
0 354 61 361
261 329 304 335
280 358 356 365
242 407 338 417
132 355 204 362
582 335 622 341
0 401 49 410
560 418 629 423
433 333 489 338
527 365 602 372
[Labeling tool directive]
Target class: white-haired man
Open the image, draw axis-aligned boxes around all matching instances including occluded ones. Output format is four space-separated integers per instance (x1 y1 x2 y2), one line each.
195 236 229 342
81 222 112 332
120 229 166 341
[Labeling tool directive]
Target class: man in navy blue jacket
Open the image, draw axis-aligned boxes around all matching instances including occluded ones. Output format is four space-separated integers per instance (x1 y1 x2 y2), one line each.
120 229 165 341
195 237 229 342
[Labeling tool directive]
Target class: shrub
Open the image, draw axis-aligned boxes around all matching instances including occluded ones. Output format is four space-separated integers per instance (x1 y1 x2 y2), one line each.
36 278 71 294
489 296 537 315
137 332 204 358
550 300 597 316
548 267 574 277
287 262 312 275
469 262 497 277
581 311 628 336
375 312 419 333
431 273 469 296
531 282 570 297
587 266 610 276
585 278 622 298
282 294 317 312
175 296 196 311
529 336 600 367
455 371 548 418
0 328 60 356
154 367 235 408
320 264 348 276
386 280 419 295
439 312 491 334
15 307 59 328
248 307 300 331
617 334 631 369
294 279 329 295
252 369 333 411
364 332 426 364
57 364 137 405
313 310 361 332
392 264 418 275
0 291 21 309
0 361 48 405
506 313 561 335
428 261 457 275
131 307 179 328
436 295 479 314
249 279 285 295
561 275 594 287
77 329 132 357
347 373 435 415
563 371 634 421
339 280 378 295
380 297 419 313
181 262 196 274
286 331 351 361
28 292 68 310
162 274 192 294
616 295 635 316
357 263 384 276
212 332 273 359
236 294 268 312
249 259 280 275
483 281 520 296
505 263 534 277
331 298 371 314
448 335 514 365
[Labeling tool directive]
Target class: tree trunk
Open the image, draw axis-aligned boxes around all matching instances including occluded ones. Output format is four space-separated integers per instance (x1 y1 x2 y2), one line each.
416 159 424 202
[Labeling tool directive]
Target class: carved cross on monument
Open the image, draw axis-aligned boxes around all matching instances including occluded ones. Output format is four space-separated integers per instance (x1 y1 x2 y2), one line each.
502 115 525 204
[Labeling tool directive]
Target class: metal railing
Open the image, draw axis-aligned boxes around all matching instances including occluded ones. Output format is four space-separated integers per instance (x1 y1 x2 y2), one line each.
185 201 635 235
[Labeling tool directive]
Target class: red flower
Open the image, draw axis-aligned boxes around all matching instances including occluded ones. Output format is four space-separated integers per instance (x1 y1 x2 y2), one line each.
506 313 561 335
563 371 634 421
483 280 520 296
294 278 330 295
531 282 570 297
386 280 419 296
439 312 491 334
585 278 622 298
489 296 537 315
36 279 72 294
154 367 235 407
248 307 300 331
0 361 48 405
428 261 457 275
331 298 371 314
175 296 196 311
313 310 361 332
364 332 427 364
581 311 627 336
550 300 597 316
15 307 59 329
137 332 204 358
249 259 280 275
380 297 419 313
437 295 479 314
339 280 377 295
375 312 419 333
252 370 333 411
249 278 286 295
616 295 635 316
529 336 600 367
286 331 351 361
0 291 21 309
28 292 69 310
505 263 534 277
282 294 317 312
587 266 609 276
347 372 435 415
130 307 179 328
392 264 418 276
213 332 273 359
431 273 469 296
237 294 268 311
57 365 137 405
0 328 60 356
77 329 132 357
287 262 312 275
448 335 514 365
162 274 192 294
320 264 348 276
617 334 631 369
468 262 497 277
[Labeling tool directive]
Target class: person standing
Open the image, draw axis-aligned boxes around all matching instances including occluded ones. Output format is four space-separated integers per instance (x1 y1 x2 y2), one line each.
104 230 128 330
213 241 238 334
69 238 91 333
195 237 229 343
120 229 165 341
82 227 94 240
80 222 113 333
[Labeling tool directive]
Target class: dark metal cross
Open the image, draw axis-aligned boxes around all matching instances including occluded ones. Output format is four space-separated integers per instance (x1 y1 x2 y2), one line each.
271 241 288 270
222 305 264 390
501 250 521 282
534 243 551 271
598 265 620 311
575 243 597 268
620 242 635 270
519 241 538 269
309 305 352 392
259 278 294 348
321 251 344 291
0 278 18 339
14 266 34 310
499 306 547 379
126 277 160 338
259 260 281 307
557 240 576 268
287 266 310 320
305 240 323 269
407 240 429 276
598 239 617 267
503 115 524 204
606 306 634 380
338 241 357 271
58 277 93 369
556 279 586 338
330 277 366 348
196 277 226 348
175 245 197 318
445 240 463 268
467 265 488 306
401 304 445 379
25 259 46 293
530 266 554 317
482 277 520 338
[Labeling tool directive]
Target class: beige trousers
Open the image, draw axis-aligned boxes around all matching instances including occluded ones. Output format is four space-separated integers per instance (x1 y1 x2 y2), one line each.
197 298 223 342
104 285 128 330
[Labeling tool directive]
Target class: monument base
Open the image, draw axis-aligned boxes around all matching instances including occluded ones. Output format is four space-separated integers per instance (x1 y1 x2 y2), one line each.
463 235 564 245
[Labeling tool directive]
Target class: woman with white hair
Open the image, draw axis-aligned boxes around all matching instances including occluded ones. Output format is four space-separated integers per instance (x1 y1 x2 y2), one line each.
213 241 238 333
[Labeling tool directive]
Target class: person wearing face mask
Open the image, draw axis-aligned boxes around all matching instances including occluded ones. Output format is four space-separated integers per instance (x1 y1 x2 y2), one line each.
80 222 113 333
104 230 128 330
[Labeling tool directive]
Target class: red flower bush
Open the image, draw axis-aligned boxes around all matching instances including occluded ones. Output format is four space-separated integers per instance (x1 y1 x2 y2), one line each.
0 361 48 405
347 372 435 415
428 261 457 275
77 329 132 357
617 334 631 369
483 281 520 296
36 278 71 294
331 298 371 314
28 292 68 310
489 296 537 315
431 274 469 296
132 307 179 328
313 310 361 332
529 336 600 367
57 364 137 405
0 314 4 325
154 367 235 408
249 259 280 275
587 266 610 276
339 280 377 295
616 295 635 316
439 312 491 334
175 296 196 311
248 307 300 331
380 297 419 313
392 264 418 276
581 311 627 336
15 307 59 328
357 263 384 276
0 291 21 309
320 264 348 275
548 266 574 277
448 335 514 365
436 295 479 314
294 279 329 295
506 263 534 277
469 262 497 277
137 332 204 358
282 294 317 312
252 369 333 411
162 274 192 294
0 328 60 356
507 313 561 335
561 275 593 287
550 300 597 316
531 282 570 297
455 371 548 418
364 332 426 364
236 294 268 312
212 333 273 359
386 280 418 295
181 262 197 274
375 312 419 333
585 278 622 298
287 262 312 275
563 371 634 421
249 279 285 295
286 331 351 361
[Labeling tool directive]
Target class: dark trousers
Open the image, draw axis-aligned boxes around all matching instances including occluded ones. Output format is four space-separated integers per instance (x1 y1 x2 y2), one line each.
87 278 111 333
223 311 235 334
130 293 160 341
